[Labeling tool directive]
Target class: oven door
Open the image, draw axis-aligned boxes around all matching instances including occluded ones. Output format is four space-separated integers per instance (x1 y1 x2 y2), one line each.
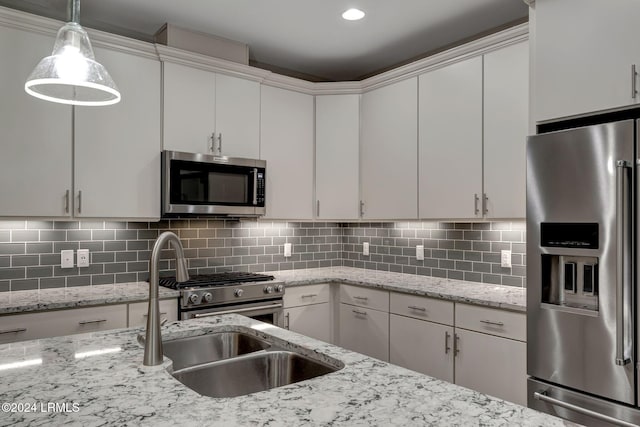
181 299 284 327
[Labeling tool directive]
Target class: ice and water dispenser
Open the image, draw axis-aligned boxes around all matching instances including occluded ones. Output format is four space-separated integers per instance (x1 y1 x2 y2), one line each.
540 223 599 311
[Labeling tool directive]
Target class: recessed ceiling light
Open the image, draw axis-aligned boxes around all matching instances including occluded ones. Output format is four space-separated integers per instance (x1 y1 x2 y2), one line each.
342 8 365 21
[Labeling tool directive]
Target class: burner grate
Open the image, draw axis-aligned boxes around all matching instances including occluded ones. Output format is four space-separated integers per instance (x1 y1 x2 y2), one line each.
159 272 275 290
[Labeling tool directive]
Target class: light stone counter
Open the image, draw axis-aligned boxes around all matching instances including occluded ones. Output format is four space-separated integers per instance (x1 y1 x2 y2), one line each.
0 282 179 315
271 267 526 312
0 314 572 427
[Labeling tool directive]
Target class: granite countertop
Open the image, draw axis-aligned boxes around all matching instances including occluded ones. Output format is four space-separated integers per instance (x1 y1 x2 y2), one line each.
271 267 526 312
0 267 525 315
0 282 179 315
0 314 570 427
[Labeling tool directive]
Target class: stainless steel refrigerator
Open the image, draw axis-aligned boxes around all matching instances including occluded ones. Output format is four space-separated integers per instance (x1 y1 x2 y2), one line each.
527 119 640 426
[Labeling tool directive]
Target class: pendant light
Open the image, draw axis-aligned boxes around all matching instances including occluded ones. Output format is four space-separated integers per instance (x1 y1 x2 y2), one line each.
24 0 120 106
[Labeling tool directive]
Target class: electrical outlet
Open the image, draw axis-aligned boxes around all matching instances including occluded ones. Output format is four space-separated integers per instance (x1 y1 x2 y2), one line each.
77 249 90 268
501 250 512 268
61 250 74 268
284 243 292 258
416 245 424 261
363 242 370 256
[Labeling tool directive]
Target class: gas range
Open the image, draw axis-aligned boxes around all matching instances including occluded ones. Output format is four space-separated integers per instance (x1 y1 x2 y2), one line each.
159 272 285 320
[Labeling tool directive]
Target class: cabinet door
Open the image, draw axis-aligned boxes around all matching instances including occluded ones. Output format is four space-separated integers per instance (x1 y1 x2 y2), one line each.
215 73 260 158
454 328 527 406
128 299 178 328
284 303 331 343
162 61 216 154
419 57 483 219
390 314 454 383
361 78 418 219
484 41 529 219
535 0 640 121
74 47 161 219
315 95 360 219
260 85 314 219
339 303 389 361
0 26 72 217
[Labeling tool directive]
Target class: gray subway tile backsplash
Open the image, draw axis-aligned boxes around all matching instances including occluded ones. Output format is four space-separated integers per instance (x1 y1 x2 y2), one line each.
0 219 526 292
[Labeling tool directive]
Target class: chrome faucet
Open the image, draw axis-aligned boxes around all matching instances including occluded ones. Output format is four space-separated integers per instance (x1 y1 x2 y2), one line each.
143 231 189 366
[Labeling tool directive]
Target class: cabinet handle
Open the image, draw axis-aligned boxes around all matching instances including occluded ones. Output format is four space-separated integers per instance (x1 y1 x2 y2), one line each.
352 309 367 316
454 333 460 356
316 200 320 217
408 305 426 312
480 320 504 327
284 312 290 330
474 193 480 215
360 200 365 217
482 193 489 215
353 296 368 301
143 312 168 317
0 328 27 335
78 319 107 325
445 331 451 354
218 133 223 155
64 190 70 214
301 294 318 299
209 132 215 153
632 65 638 99
77 190 82 214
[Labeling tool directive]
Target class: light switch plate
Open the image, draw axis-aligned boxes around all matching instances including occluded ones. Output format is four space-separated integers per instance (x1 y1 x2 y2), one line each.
416 245 424 261
501 250 512 268
77 249 90 268
363 242 370 256
284 243 292 257
61 250 74 268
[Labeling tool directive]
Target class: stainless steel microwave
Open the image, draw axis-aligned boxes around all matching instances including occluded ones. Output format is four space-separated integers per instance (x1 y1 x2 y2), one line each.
162 150 266 217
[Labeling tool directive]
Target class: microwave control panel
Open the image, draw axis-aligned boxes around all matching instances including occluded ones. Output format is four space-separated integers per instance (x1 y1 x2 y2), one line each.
256 171 265 206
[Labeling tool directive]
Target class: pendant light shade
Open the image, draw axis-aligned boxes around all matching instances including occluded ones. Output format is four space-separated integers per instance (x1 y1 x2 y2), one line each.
24 0 120 106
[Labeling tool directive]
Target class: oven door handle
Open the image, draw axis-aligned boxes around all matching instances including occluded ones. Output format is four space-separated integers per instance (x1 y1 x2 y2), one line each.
193 303 283 318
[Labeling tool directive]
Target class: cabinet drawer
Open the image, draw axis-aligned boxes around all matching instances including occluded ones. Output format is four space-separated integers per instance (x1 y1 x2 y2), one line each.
0 304 127 344
455 303 526 341
339 303 389 361
128 299 178 328
284 283 330 307
390 292 453 325
339 284 389 312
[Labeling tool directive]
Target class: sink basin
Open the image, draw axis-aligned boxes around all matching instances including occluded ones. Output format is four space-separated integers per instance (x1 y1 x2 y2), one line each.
171 350 340 398
163 332 270 371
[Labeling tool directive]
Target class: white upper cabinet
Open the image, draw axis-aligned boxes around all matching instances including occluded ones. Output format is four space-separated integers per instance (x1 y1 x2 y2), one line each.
215 73 260 159
74 46 161 219
162 62 216 154
315 95 360 220
0 26 72 218
534 0 640 122
260 85 314 219
484 41 529 218
419 57 483 219
361 78 418 220
162 62 260 158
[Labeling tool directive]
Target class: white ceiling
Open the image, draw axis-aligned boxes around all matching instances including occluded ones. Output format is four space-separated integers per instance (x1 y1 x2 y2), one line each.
0 0 529 81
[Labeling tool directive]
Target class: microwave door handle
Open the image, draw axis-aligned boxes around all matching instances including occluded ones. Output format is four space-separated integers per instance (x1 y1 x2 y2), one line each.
615 160 631 366
252 168 258 205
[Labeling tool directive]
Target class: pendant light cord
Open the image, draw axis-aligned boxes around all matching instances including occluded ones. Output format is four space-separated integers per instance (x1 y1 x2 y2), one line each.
68 0 80 23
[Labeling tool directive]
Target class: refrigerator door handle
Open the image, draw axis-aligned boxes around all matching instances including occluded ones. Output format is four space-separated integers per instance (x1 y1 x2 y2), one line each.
615 160 631 366
533 391 637 427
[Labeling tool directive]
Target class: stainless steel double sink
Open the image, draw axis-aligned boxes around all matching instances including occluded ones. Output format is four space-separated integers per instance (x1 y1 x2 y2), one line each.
161 330 343 398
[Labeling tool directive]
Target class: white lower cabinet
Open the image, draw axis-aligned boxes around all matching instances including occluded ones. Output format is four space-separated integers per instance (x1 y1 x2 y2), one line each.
339 303 389 361
390 314 454 383
283 284 332 343
128 299 178 328
0 305 127 344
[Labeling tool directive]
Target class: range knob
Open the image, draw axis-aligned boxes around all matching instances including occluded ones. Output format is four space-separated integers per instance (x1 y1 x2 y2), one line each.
264 285 274 294
188 293 199 305
274 284 284 293
234 289 244 297
203 292 213 303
